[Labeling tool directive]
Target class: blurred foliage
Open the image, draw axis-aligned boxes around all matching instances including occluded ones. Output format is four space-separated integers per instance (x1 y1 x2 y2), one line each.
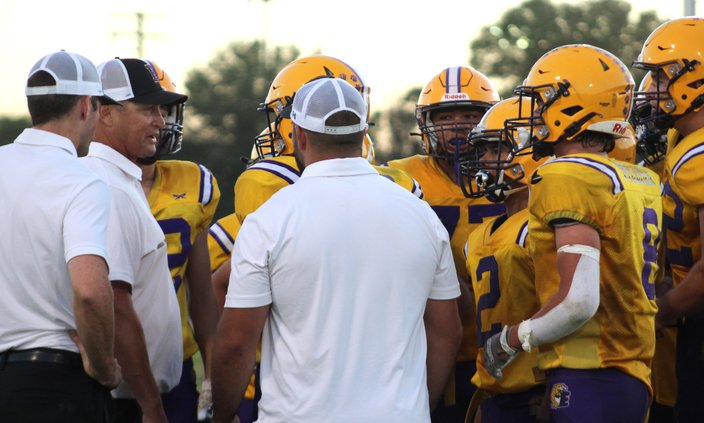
372 86 424 164
470 0 663 97
180 41 298 220
0 116 31 146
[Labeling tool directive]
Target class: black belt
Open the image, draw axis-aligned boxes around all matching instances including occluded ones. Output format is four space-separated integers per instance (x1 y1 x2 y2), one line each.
1 348 83 368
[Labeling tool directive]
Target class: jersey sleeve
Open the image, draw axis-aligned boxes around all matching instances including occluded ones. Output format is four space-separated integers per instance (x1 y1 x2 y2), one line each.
529 161 613 233
207 213 240 272
196 164 220 233
373 165 424 199
234 168 292 224
669 147 704 207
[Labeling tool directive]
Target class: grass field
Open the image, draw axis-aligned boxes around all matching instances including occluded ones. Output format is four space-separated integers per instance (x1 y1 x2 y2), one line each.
192 351 205 388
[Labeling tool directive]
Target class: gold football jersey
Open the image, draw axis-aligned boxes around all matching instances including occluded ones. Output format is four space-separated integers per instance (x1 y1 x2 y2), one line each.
528 153 661 393
662 127 704 286
234 156 301 224
373 165 424 199
235 156 423 224
207 213 240 273
147 160 220 360
466 209 542 393
648 130 680 408
386 154 506 360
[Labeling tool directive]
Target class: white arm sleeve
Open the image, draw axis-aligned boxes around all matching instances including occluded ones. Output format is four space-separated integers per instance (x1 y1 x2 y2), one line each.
517 244 600 352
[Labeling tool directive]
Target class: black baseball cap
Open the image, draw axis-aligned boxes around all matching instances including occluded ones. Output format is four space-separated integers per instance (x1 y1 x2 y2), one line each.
98 58 188 105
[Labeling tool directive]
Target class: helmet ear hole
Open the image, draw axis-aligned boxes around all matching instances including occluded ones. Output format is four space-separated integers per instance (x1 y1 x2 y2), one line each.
561 106 583 116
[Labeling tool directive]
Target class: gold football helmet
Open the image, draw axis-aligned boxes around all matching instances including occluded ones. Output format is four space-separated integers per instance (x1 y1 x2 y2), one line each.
416 66 499 158
249 126 375 167
608 125 637 164
254 55 369 160
459 97 548 202
508 44 634 159
632 17 704 129
145 60 185 161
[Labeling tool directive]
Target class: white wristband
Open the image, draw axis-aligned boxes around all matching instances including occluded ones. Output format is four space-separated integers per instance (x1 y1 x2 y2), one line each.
517 320 534 352
499 325 518 355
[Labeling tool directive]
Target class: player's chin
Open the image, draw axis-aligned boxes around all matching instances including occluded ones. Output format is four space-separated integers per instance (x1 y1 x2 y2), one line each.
141 145 157 158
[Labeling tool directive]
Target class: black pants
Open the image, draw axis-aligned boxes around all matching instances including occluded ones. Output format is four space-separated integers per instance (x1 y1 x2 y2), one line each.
0 352 114 422
675 318 704 423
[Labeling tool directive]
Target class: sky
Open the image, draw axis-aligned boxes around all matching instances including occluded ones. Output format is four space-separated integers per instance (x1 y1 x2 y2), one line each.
0 0 697 117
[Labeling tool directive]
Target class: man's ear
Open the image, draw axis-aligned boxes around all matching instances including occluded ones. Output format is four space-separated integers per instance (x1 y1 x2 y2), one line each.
293 124 307 151
98 103 116 126
78 96 92 121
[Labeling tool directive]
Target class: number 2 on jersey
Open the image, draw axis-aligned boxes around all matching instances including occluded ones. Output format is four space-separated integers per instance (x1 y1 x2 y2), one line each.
475 256 502 346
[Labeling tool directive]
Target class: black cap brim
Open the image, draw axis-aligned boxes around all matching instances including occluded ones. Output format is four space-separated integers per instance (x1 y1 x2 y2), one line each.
132 90 188 106
98 94 120 105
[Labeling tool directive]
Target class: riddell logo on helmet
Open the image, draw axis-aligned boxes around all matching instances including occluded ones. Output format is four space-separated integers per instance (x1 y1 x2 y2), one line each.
443 93 469 101
611 123 628 135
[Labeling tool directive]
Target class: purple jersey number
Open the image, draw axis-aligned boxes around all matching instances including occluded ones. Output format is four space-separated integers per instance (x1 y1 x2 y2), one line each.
158 217 192 292
475 255 502 346
641 207 660 300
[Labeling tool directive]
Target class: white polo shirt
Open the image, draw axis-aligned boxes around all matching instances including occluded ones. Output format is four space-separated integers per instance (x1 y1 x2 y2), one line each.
82 142 182 397
227 157 460 423
0 128 110 353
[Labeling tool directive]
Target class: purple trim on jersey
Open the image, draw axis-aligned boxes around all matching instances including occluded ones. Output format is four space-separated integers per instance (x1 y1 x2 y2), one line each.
248 160 301 185
672 142 704 179
257 159 301 176
551 157 624 195
516 221 528 247
197 164 214 205
209 223 234 255
412 181 424 199
261 168 295 184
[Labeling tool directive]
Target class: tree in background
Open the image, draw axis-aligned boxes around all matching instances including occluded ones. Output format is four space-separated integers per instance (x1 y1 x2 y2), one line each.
470 0 662 97
372 86 423 164
0 116 31 146
182 40 298 220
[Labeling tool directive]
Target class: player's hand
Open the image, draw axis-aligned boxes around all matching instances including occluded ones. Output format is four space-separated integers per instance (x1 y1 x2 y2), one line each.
483 325 519 380
197 379 214 422
69 330 122 389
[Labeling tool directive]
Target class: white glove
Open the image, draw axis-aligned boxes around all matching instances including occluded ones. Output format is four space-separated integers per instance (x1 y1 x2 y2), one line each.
197 379 213 422
483 325 520 380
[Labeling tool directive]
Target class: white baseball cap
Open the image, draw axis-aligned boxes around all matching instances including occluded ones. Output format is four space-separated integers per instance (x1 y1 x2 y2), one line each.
25 51 116 103
290 78 368 135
